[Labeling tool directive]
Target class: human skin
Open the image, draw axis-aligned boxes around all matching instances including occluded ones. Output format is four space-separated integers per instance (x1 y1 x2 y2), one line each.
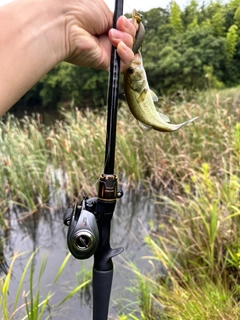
0 0 136 116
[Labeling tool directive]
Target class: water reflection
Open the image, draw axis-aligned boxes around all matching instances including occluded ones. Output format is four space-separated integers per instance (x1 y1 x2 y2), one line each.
2 187 162 319
0 231 8 276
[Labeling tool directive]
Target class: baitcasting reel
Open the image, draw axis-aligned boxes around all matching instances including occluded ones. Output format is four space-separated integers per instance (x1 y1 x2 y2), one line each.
63 197 99 260
63 174 124 261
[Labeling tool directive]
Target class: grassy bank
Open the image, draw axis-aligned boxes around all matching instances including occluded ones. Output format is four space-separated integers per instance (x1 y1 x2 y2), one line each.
115 89 240 319
1 88 239 208
0 87 240 318
118 160 240 319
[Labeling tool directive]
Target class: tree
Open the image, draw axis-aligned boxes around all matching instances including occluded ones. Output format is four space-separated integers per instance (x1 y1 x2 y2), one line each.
183 0 198 28
187 16 199 30
229 0 240 9
169 1 183 34
143 8 169 32
225 24 238 61
212 10 226 36
234 5 240 29
11 2 240 111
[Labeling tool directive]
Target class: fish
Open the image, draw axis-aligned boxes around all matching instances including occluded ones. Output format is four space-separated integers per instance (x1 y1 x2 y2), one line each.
132 9 145 55
124 11 198 133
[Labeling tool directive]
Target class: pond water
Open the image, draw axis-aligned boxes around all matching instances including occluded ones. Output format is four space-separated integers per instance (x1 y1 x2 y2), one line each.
2 185 165 319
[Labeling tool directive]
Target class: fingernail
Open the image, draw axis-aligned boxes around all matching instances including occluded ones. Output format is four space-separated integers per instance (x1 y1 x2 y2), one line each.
111 29 122 40
118 41 129 53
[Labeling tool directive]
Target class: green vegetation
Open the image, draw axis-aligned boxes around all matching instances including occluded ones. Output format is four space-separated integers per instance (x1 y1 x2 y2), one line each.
13 0 240 109
2 1 240 318
1 87 239 210
0 251 90 320
1 87 239 318
117 159 240 319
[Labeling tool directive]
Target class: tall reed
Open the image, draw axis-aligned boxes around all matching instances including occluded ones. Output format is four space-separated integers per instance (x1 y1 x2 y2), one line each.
1 87 240 318
117 147 240 319
1 88 239 207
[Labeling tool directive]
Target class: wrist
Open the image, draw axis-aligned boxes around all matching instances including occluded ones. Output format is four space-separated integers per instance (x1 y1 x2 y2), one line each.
26 0 67 65
6 0 66 65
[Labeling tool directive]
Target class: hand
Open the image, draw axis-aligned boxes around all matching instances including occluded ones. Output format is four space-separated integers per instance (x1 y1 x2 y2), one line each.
0 0 137 115
64 0 136 72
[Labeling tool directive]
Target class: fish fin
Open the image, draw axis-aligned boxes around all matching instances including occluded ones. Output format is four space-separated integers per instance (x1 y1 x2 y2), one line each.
158 112 170 123
138 121 152 131
137 89 148 103
150 90 158 102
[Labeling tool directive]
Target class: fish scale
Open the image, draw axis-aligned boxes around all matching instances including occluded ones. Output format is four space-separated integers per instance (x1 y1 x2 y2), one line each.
124 10 198 133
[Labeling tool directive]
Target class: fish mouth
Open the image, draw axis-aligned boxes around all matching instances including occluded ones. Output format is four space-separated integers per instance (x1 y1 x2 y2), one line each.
132 53 142 62
129 56 142 71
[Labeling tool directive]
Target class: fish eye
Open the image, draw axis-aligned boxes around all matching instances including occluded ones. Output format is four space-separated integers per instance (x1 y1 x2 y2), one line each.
128 67 134 74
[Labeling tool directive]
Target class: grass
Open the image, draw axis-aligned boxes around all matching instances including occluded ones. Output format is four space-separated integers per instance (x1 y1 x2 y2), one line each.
115 120 240 318
0 87 240 204
1 87 239 208
0 250 90 320
0 87 240 318
115 88 239 319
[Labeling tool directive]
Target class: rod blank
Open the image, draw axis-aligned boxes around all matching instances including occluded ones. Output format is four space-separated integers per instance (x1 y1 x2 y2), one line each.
104 0 124 174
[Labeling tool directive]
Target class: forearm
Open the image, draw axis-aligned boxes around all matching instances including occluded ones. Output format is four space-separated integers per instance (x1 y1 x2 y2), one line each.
0 0 65 116
0 0 135 116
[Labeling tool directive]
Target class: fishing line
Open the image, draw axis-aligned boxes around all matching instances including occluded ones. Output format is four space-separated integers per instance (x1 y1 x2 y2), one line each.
123 1 133 14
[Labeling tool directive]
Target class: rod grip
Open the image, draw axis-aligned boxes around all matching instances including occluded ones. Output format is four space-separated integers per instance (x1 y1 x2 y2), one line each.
92 268 113 320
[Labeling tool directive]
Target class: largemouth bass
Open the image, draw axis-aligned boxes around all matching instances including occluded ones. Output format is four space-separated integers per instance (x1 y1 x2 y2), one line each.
124 11 198 132
132 9 145 54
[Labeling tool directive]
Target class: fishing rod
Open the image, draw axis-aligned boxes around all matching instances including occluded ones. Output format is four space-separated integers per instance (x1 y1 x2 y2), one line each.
63 0 124 319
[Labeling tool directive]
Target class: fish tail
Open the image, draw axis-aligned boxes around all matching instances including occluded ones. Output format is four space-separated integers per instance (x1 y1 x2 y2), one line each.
172 116 199 131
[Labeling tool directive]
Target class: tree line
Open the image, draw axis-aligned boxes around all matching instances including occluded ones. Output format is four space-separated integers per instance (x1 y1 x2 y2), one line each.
14 0 240 109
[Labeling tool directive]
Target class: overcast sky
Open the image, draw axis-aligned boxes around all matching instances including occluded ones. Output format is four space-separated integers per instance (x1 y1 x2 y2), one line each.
0 0 190 10
105 0 191 12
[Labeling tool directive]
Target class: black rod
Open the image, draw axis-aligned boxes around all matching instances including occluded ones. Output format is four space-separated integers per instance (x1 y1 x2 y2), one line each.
64 3 125 320
92 2 124 319
104 0 124 174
